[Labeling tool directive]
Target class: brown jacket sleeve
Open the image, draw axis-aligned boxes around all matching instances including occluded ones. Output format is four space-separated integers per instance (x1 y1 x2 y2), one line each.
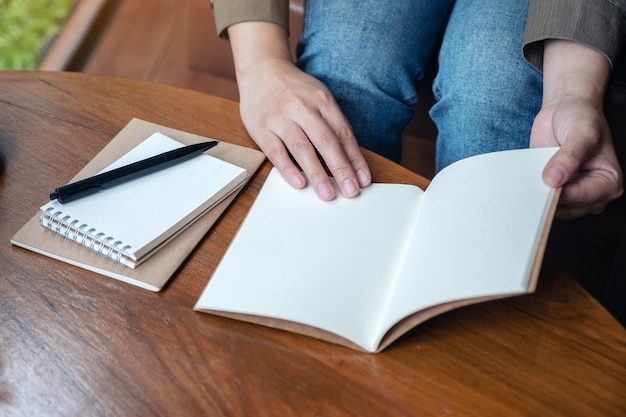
523 0 626 71
212 0 625 70
212 0 290 39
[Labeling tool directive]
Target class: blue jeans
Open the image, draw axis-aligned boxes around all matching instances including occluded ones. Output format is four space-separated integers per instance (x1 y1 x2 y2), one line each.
296 0 543 171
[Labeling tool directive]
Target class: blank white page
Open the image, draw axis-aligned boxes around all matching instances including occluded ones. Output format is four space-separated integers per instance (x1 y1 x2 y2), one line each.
196 168 424 352
377 147 559 340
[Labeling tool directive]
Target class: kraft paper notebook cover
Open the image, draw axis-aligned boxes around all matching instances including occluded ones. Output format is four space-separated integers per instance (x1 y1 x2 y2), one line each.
195 148 560 352
11 118 265 291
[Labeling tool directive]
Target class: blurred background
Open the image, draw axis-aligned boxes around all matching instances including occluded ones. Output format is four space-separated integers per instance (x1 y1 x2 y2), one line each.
0 0 76 69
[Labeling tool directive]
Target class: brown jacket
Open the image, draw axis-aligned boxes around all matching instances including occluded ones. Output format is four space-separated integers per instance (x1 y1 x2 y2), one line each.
212 0 625 71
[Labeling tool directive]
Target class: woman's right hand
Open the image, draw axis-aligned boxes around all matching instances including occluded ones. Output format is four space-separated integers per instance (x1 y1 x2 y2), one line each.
229 21 371 201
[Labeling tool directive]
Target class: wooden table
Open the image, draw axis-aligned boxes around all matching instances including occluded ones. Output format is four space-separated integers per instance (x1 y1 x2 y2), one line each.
1 71 625 417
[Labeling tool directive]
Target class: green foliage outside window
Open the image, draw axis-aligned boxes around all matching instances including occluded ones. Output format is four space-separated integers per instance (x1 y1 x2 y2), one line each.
0 0 76 70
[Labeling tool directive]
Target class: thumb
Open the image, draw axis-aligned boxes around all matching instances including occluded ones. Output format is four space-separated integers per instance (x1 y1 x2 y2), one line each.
542 136 594 188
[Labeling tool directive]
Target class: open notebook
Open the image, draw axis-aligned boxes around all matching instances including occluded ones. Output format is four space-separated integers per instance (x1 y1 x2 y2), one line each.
12 118 265 291
195 148 560 352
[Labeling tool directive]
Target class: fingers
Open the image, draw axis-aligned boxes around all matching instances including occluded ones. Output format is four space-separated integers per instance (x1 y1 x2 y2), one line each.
260 131 309 191
281 124 339 201
234 53 371 201
246 82 371 201
533 98 623 218
264 110 371 201
293 101 371 200
555 170 623 218
542 132 595 189
544 135 623 218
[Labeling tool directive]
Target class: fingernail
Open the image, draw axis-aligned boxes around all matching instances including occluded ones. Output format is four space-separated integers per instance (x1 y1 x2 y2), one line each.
289 173 306 189
343 178 359 198
356 169 371 187
317 182 335 201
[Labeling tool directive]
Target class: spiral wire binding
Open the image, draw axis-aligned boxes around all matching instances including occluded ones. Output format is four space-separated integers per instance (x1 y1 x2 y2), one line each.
40 206 133 265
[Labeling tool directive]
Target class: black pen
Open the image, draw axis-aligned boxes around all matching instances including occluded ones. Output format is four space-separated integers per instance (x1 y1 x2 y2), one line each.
50 141 218 203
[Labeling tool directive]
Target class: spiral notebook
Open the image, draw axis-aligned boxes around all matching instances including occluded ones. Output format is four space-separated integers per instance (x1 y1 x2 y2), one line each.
11 118 266 291
38 131 246 268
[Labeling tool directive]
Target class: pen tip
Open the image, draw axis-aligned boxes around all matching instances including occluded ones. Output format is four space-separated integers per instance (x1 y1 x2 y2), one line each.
50 191 59 201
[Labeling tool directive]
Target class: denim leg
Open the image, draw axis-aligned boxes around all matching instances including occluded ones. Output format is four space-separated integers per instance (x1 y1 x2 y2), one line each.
430 0 543 171
297 0 454 162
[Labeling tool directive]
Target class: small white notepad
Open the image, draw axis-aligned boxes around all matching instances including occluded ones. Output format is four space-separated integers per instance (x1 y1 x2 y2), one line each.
39 132 247 268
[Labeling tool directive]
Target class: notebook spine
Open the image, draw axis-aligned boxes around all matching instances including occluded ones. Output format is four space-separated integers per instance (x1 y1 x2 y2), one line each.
39 206 133 265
